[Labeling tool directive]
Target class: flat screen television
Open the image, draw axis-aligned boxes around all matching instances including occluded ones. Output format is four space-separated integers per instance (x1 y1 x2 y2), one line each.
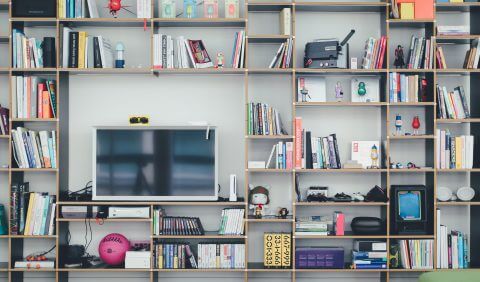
92 126 218 201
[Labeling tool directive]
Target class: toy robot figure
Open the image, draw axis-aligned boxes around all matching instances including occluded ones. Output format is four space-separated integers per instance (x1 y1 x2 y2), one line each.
412 115 421 135
335 81 344 102
395 114 403 136
394 45 405 68
107 0 135 17
369 144 379 169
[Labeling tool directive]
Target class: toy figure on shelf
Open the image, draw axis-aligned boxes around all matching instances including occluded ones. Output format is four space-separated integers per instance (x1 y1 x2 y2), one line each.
394 45 405 68
115 43 125 68
357 81 367 102
278 208 289 219
249 185 270 218
411 115 421 135
184 0 197 18
369 144 379 169
395 114 403 136
215 52 224 68
107 0 135 17
335 81 344 102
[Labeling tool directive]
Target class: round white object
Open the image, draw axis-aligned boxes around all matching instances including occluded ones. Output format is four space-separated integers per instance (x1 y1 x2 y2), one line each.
437 187 453 202
457 187 475 202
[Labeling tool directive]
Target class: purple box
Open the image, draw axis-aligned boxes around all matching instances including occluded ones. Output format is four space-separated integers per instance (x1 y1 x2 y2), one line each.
295 247 344 269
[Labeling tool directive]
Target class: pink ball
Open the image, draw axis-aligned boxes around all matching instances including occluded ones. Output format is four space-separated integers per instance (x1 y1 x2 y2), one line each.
98 233 131 266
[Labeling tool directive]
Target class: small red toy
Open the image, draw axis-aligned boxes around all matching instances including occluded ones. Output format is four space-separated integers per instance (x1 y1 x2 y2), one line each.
107 0 134 17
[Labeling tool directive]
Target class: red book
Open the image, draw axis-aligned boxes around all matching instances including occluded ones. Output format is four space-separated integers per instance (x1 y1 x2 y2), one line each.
37 83 45 118
376 36 386 69
42 91 53 118
294 117 302 169
335 212 345 236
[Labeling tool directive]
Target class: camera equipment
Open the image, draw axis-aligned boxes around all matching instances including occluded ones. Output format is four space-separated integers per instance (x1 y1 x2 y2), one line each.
304 29 356 69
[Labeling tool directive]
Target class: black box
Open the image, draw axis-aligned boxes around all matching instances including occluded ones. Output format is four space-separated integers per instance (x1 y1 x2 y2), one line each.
12 0 57 17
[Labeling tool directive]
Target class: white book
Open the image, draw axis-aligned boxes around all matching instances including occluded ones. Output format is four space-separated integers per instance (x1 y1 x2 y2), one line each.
167 35 173 68
52 131 57 168
239 31 245 68
436 129 441 168
29 131 42 168
62 27 72 67
16 127 31 168
436 210 441 268
269 43 285 68
48 203 56 236
39 131 51 168
15 260 54 269
11 130 25 168
280 8 291 35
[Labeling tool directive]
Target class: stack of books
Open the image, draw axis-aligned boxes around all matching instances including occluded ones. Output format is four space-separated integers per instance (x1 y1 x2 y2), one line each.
436 47 448 69
405 36 434 69
389 73 427 103
437 25 469 36
218 208 244 235
153 216 204 236
295 216 330 236
247 102 286 136
352 251 387 269
0 105 9 135
265 141 293 169
12 29 45 69
436 85 470 119
154 243 197 269
263 233 292 268
154 36 217 69
12 76 56 119
463 39 480 69
58 0 151 18
436 129 474 170
361 36 386 69
11 127 57 169
10 183 56 236
436 210 470 269
197 243 245 269
62 27 113 68
295 117 342 169
268 38 293 69
398 239 434 269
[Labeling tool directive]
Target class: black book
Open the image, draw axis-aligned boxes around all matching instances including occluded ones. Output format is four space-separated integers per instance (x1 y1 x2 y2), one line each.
305 131 313 169
42 37 56 68
18 182 29 234
68 32 79 68
331 134 342 169
10 183 19 235
93 37 102 68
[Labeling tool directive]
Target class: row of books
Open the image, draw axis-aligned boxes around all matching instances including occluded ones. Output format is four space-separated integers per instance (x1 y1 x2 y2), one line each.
154 36 208 69
59 0 151 18
0 105 9 135
436 46 448 69
405 36 434 70
12 30 56 69
62 28 113 68
398 239 434 269
218 208 244 235
10 183 56 236
269 38 293 69
436 130 474 170
153 215 204 236
436 209 469 269
197 243 245 269
153 243 197 269
295 216 329 236
361 36 386 69
436 85 470 119
295 117 342 169
463 39 480 69
12 128 57 169
388 73 427 103
12 76 57 119
247 103 286 136
352 251 387 269
266 141 293 169
263 233 292 268
437 25 469 36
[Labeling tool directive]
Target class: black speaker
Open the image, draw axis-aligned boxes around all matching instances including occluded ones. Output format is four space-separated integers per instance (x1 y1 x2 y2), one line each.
389 244 399 268
12 0 57 17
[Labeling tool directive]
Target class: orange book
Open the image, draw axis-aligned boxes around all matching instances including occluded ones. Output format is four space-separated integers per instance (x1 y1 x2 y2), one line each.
37 83 45 118
42 91 53 118
294 117 302 169
414 0 433 19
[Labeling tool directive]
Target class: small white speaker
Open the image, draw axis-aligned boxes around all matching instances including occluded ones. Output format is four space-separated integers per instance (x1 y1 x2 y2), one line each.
229 174 237 202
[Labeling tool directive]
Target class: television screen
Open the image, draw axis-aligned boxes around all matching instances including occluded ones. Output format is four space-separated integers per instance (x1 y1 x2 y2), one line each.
398 191 421 221
93 127 217 200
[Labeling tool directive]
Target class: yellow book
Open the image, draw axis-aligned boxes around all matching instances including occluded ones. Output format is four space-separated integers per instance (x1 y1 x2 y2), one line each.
158 245 163 269
59 0 65 18
450 0 463 3
23 193 35 235
281 233 291 268
78 32 87 68
400 3 415 20
264 233 274 267
456 137 463 169
273 233 282 267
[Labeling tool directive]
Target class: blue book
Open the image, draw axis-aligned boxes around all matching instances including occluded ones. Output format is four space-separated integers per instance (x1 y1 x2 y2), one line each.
458 232 464 268
40 195 50 235
355 263 387 269
69 0 75 18
48 137 56 168
231 32 238 67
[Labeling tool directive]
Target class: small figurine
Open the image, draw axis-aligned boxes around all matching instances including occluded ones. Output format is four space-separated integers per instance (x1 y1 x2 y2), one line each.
249 185 270 218
412 115 421 135
394 45 405 69
369 144 379 169
278 208 289 219
395 114 403 136
335 81 344 102
115 42 125 68
184 0 197 18
299 78 310 102
357 81 367 102
215 52 224 68
107 0 135 17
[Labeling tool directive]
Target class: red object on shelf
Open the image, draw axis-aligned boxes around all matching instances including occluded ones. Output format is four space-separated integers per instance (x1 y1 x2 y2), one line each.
414 0 434 19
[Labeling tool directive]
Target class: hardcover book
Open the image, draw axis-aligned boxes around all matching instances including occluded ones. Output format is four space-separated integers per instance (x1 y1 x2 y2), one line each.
161 0 176 18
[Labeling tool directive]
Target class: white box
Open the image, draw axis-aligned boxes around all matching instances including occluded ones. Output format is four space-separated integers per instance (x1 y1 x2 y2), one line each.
297 77 326 102
248 161 266 169
351 141 380 169
125 251 151 269
108 206 150 219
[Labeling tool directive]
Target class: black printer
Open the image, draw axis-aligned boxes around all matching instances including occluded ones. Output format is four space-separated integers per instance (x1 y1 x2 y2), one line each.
304 29 355 69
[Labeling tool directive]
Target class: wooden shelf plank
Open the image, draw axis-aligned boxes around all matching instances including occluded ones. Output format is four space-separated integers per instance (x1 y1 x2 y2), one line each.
436 118 480 124
12 118 58 122
295 202 388 206
296 68 387 74
294 234 388 239
154 18 246 27
294 2 388 12
437 201 480 206
59 68 152 74
153 68 246 74
389 102 435 106
154 268 245 272
389 168 434 173
246 168 293 173
437 168 480 173
295 168 387 173
247 2 293 12
295 102 387 107
245 135 294 139
388 135 435 140
10 168 58 172
57 201 246 206
56 268 151 272
57 218 152 222
152 234 246 239
10 235 57 239
248 34 291 43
